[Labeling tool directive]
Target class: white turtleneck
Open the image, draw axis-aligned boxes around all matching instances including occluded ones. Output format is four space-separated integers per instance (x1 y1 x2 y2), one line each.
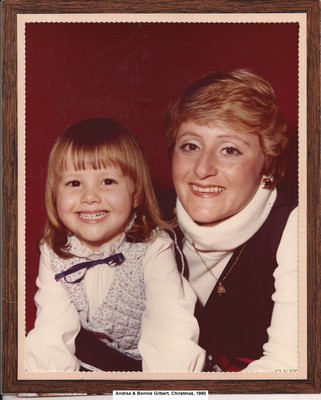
177 185 299 372
177 185 277 306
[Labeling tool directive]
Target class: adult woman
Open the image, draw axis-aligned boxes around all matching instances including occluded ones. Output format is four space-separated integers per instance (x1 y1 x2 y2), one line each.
165 69 298 372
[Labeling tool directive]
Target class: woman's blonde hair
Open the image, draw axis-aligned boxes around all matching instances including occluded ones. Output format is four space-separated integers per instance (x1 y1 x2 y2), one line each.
166 69 288 185
42 118 171 258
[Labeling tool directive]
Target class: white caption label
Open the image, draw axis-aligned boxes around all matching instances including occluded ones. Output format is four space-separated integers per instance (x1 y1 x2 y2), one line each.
113 391 208 400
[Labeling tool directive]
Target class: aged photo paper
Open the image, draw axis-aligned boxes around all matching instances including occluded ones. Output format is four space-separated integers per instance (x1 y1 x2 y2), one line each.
17 12 307 381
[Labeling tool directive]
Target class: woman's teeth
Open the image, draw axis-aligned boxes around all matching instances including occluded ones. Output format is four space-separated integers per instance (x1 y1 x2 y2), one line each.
191 185 225 193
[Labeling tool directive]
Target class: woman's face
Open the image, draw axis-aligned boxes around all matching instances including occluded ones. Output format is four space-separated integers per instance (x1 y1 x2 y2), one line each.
172 121 265 225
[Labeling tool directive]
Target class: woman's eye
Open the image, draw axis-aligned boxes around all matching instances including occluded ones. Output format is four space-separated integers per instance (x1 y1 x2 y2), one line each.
66 180 80 187
103 178 117 186
221 146 242 156
179 142 200 153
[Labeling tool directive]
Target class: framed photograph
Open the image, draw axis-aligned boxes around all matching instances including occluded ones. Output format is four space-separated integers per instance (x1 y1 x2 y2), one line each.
2 0 320 394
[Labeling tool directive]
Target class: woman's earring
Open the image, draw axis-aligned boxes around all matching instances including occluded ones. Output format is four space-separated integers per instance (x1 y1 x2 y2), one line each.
262 177 273 189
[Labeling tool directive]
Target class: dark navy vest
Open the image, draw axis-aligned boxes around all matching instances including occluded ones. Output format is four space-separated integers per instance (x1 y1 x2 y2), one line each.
197 188 297 371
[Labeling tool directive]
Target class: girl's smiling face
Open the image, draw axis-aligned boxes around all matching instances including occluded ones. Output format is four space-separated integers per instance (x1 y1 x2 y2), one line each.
56 156 138 251
172 121 265 225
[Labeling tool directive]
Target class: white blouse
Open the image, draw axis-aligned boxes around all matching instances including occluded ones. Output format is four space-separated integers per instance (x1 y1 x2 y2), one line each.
177 186 299 372
25 230 205 372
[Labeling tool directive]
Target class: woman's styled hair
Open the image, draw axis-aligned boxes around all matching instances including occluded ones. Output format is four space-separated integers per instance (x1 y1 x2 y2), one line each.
166 69 289 185
42 118 171 258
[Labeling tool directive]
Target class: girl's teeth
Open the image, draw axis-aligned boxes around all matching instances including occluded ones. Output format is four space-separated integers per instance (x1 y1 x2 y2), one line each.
79 212 107 220
192 185 224 193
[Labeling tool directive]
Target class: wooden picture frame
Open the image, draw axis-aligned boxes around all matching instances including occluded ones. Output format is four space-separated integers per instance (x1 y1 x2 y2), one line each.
2 0 320 395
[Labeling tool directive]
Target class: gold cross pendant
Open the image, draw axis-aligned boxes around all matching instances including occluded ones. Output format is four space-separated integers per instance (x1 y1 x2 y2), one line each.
217 282 226 297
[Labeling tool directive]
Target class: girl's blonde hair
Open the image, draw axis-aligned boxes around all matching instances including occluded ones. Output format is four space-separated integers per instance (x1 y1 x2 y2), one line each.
42 118 171 258
166 69 289 186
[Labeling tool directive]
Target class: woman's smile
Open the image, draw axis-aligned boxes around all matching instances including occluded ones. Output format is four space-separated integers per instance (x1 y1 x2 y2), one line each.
190 183 226 195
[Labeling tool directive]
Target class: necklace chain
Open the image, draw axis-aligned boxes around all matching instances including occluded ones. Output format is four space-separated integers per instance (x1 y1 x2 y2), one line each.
191 241 246 297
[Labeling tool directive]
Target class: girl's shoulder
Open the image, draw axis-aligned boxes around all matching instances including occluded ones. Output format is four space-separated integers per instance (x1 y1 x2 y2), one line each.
124 229 172 250
39 241 53 258
39 240 74 263
145 228 182 260
148 227 175 244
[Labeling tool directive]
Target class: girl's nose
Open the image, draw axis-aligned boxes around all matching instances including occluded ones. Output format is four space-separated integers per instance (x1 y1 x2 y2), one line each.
80 186 101 203
194 150 218 179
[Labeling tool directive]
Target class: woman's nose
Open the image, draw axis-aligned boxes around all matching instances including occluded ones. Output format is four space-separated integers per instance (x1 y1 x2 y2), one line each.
80 186 101 203
194 150 218 179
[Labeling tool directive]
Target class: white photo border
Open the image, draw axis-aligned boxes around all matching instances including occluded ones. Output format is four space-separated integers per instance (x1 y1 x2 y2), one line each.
17 13 306 382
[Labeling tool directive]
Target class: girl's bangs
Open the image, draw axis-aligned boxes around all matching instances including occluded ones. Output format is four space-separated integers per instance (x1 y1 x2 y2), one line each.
60 143 130 174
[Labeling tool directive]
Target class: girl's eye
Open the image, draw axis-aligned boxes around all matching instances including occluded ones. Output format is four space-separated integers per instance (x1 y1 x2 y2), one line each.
179 142 200 153
66 180 81 187
221 146 242 156
103 178 117 186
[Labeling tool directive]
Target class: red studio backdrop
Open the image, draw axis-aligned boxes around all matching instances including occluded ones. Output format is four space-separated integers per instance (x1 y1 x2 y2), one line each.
25 22 299 332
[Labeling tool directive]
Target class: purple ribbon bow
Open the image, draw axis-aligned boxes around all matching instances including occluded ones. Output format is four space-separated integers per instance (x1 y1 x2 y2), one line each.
55 252 125 283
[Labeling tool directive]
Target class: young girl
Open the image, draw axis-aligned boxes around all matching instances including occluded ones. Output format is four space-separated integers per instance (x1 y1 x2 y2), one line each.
25 118 205 372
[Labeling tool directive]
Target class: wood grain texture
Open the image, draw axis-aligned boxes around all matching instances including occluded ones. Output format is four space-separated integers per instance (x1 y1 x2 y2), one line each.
1 0 320 394
1 0 320 13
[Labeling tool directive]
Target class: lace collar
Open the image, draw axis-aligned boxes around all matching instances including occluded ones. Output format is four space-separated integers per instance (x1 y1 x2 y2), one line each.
67 233 126 260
